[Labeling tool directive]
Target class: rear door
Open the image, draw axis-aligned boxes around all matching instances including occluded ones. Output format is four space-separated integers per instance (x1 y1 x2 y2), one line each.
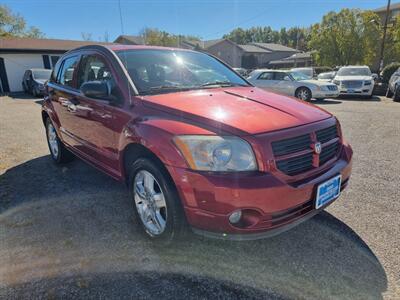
49 54 82 148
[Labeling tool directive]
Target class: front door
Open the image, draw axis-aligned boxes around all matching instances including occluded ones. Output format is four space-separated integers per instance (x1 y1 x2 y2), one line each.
70 53 122 172
274 72 294 96
254 71 278 92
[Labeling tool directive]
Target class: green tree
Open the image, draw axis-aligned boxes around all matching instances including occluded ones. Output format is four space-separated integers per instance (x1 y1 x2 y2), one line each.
223 26 310 50
383 16 400 66
0 5 44 38
309 9 381 67
139 28 200 47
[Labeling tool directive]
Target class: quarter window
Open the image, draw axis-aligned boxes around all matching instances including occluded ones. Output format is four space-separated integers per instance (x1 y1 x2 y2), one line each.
57 56 79 87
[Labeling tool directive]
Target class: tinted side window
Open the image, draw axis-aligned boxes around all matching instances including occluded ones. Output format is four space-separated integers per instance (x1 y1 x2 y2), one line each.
274 72 288 81
77 54 121 99
57 56 79 88
258 72 274 80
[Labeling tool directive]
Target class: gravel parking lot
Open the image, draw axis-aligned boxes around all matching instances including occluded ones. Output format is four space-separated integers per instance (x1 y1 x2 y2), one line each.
0 94 399 299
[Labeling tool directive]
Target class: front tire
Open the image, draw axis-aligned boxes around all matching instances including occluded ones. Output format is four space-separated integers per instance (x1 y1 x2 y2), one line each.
45 118 74 163
129 158 186 243
295 87 312 101
394 87 400 102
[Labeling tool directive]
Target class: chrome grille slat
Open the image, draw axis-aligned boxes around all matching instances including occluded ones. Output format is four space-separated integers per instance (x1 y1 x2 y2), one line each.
316 125 338 143
271 134 311 156
342 80 363 88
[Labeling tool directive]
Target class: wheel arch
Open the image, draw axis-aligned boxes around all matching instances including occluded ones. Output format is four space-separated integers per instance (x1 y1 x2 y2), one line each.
121 142 175 186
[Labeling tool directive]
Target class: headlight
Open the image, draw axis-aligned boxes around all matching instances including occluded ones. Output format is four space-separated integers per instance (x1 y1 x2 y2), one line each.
333 80 340 85
173 135 257 171
320 85 329 91
364 80 372 86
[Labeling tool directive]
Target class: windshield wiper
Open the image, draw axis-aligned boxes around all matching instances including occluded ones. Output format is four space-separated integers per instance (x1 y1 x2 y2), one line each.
141 85 194 95
201 81 247 87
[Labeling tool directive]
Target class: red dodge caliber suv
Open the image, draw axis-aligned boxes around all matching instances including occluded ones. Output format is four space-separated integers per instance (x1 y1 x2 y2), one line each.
42 45 353 241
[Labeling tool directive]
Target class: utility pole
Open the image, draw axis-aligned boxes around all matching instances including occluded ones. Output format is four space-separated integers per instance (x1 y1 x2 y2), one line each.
379 0 391 74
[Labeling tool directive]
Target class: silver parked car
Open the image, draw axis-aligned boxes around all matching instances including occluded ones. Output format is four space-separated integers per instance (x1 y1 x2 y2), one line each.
247 69 339 101
333 66 374 98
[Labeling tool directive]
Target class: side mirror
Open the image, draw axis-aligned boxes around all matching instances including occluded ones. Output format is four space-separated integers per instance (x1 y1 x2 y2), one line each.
283 76 291 81
371 73 378 80
80 81 110 100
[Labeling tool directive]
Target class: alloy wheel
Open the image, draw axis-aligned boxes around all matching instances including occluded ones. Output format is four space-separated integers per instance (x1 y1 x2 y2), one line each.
134 170 168 236
47 122 59 158
298 89 310 101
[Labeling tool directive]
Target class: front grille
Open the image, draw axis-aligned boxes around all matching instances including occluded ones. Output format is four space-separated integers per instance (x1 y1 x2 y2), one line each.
342 80 363 88
272 124 341 176
320 141 339 165
276 153 313 176
316 125 338 143
271 134 311 156
327 85 338 91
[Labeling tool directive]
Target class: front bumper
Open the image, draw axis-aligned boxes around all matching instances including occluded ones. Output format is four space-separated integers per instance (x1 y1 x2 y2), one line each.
312 90 340 99
339 86 373 96
167 143 353 239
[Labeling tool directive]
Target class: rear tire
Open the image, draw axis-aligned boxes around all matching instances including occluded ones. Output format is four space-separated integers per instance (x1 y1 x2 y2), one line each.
45 118 74 164
128 158 187 243
295 87 312 101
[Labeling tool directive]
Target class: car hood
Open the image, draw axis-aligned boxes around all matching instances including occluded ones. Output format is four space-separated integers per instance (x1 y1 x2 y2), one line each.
141 87 332 135
335 75 372 81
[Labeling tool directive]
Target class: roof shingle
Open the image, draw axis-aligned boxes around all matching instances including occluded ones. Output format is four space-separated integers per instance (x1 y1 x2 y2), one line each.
0 37 114 52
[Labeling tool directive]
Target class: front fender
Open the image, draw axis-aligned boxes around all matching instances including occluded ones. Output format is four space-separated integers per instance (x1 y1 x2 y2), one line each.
118 118 215 172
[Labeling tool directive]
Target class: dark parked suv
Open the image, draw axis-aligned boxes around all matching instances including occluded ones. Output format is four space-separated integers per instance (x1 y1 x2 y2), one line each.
22 68 52 97
42 45 352 242
386 67 400 101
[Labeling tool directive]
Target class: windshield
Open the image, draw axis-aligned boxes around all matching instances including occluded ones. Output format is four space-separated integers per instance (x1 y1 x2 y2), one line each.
291 68 313 78
32 70 52 80
290 71 311 81
337 67 371 76
117 49 249 94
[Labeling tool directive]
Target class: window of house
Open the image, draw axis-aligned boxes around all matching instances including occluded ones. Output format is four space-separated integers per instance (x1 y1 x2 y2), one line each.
51 56 60 68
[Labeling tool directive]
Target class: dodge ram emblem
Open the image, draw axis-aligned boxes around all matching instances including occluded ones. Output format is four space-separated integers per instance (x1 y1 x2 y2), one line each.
314 142 322 154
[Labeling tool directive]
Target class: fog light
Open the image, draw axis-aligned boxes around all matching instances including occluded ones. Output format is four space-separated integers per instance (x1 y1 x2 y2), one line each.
229 210 242 224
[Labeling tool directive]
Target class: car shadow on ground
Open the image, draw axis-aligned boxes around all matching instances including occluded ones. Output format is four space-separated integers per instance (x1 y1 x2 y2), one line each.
312 99 342 105
5 92 41 100
0 156 388 299
338 95 381 102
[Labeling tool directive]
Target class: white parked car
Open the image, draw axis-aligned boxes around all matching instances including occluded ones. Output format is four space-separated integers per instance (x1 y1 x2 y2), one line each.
333 66 374 97
247 69 339 101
